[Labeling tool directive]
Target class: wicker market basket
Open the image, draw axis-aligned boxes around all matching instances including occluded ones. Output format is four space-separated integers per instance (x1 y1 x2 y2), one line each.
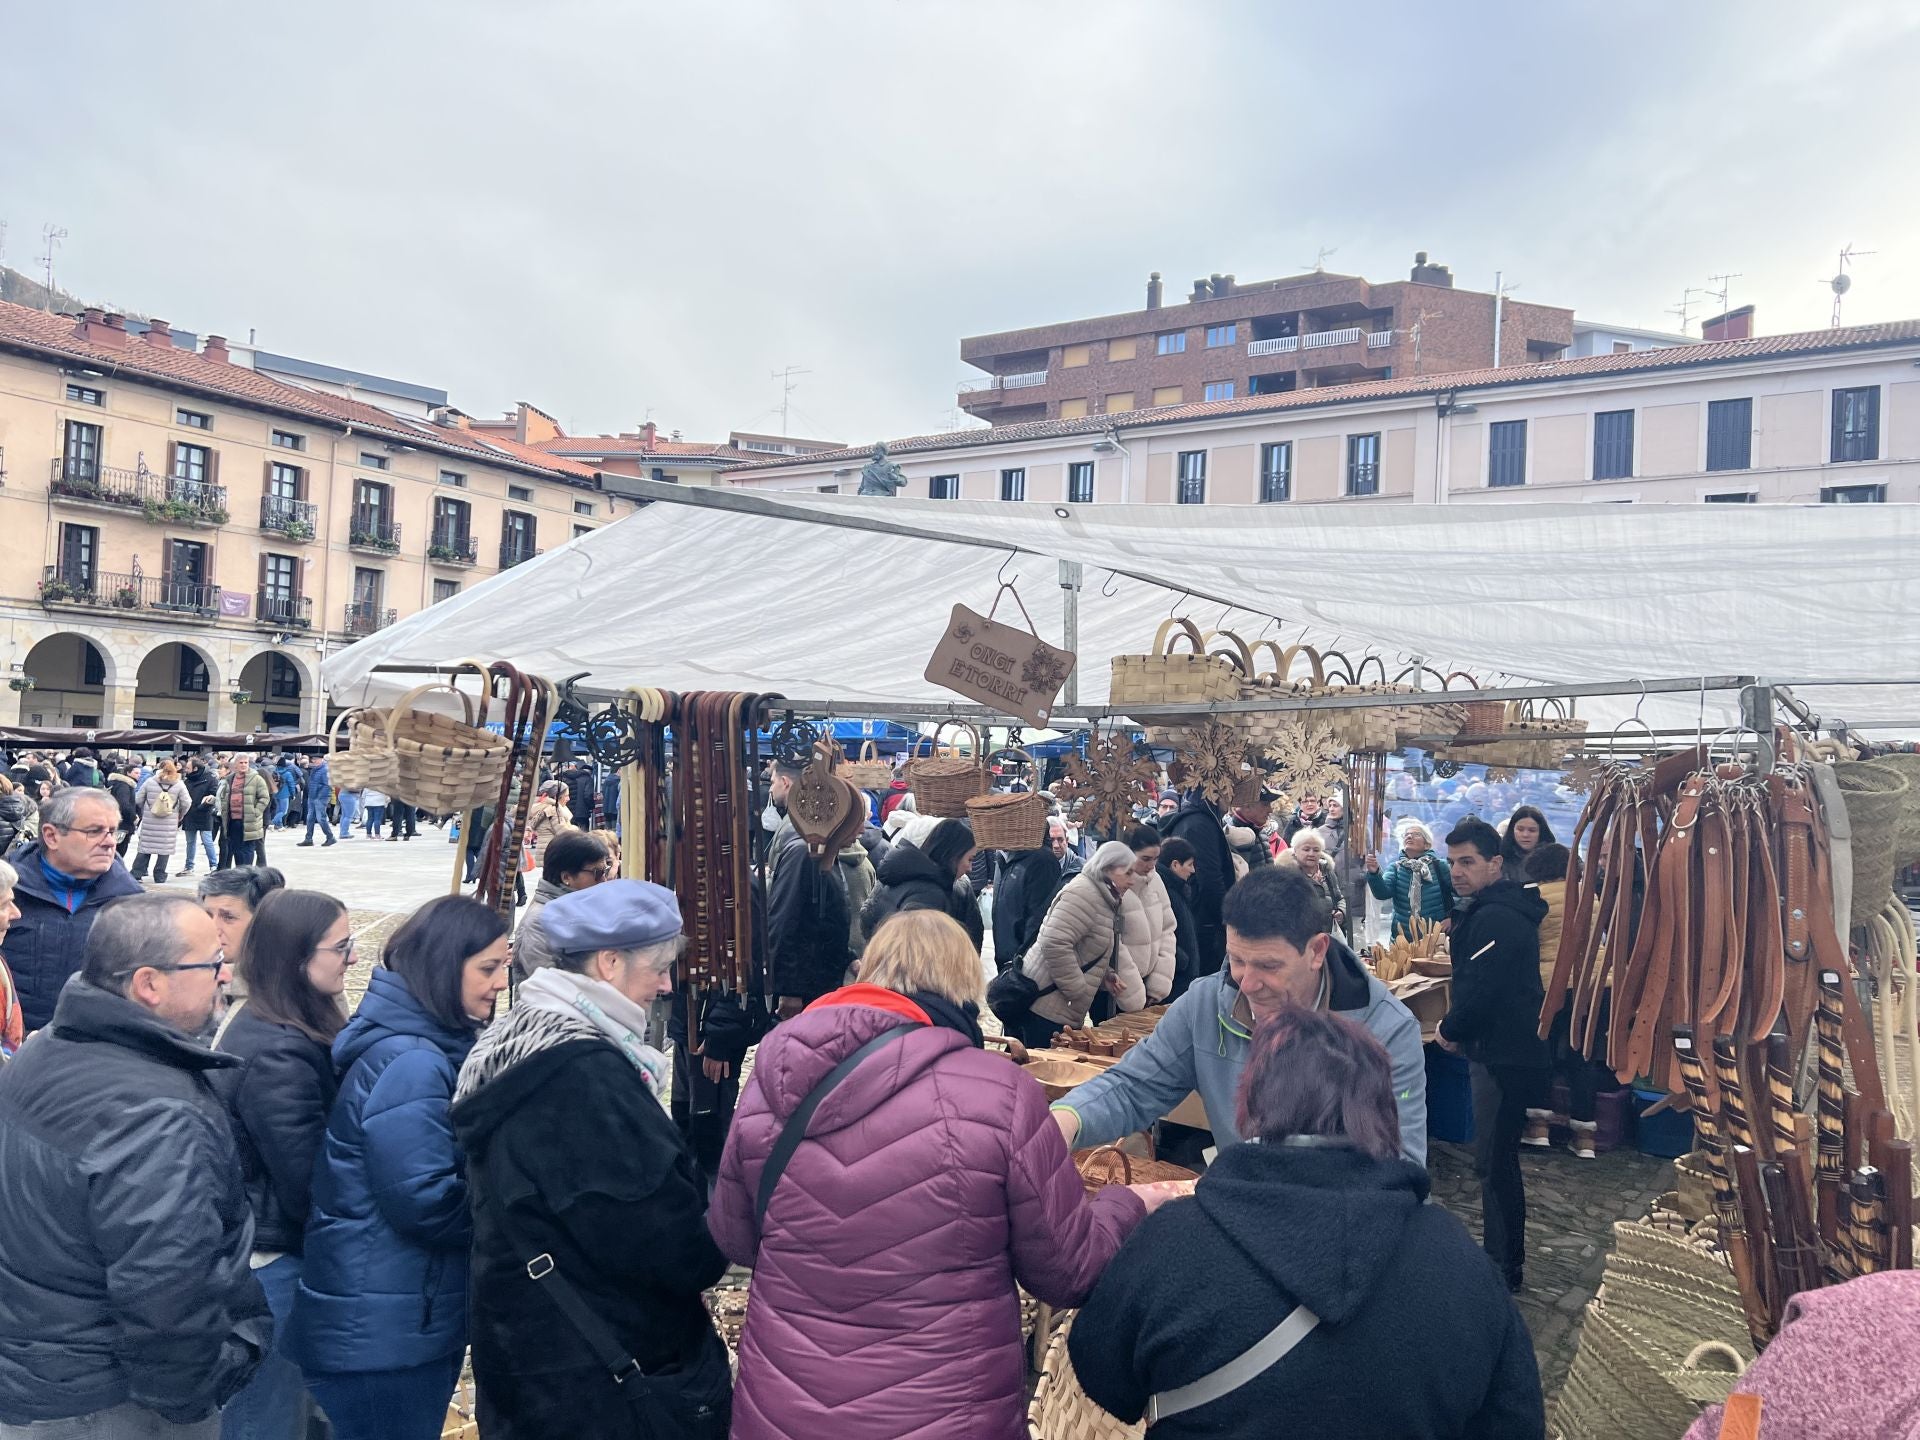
907 721 989 817
385 682 513 815
329 704 398 791
837 740 894 791
968 771 1047 850
1029 1311 1145 1440
1835 759 1911 923
1872 750 1920 866
1110 617 1242 713
1074 1141 1199 1195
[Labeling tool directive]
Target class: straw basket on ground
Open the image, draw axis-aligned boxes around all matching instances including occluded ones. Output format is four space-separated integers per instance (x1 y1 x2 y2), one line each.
1834 759 1911 924
384 682 514 815
1029 1311 1145 1440
907 721 988 817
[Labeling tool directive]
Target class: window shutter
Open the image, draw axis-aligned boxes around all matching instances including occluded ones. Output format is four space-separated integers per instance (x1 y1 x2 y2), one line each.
263 458 274 496
1831 393 1845 461
166 440 178 482
1865 388 1881 458
207 448 220 488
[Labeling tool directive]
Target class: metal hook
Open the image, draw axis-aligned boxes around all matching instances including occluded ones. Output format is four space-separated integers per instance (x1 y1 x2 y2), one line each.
1100 570 1119 599
996 551 1018 588
1217 603 1233 631
1168 589 1192 619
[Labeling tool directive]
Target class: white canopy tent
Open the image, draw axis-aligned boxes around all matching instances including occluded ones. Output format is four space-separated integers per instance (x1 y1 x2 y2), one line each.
321 492 1920 739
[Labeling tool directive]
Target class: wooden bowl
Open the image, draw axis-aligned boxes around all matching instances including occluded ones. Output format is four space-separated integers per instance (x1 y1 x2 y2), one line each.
1411 958 1453 977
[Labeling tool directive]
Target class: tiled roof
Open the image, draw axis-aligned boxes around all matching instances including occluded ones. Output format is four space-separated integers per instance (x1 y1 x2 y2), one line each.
536 435 762 462
727 318 1920 474
0 299 598 485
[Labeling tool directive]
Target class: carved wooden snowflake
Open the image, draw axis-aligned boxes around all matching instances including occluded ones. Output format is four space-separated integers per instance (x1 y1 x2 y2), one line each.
1055 733 1161 836
1260 720 1347 807
1558 757 1606 795
1021 642 1072 695
1177 722 1254 813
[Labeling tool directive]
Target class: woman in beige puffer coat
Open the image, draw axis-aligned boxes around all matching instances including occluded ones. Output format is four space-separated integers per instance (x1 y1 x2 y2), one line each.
1021 841 1140 1049
1120 825 1178 1006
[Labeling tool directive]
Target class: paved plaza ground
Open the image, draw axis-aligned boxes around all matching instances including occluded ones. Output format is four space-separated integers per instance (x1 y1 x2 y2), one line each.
154 824 1671 1408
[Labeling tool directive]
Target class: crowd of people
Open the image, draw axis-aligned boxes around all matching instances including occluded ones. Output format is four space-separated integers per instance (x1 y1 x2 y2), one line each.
0 735 1874 1440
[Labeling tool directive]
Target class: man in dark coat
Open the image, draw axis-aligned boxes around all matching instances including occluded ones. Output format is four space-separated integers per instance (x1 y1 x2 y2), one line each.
766 815 851 1018
991 820 1066 975
454 881 731 1438
1155 838 1201 1000
1160 790 1236 979
1438 816 1550 1292
180 757 221 874
0 893 268 1433
7 788 144 1034
102 754 139 859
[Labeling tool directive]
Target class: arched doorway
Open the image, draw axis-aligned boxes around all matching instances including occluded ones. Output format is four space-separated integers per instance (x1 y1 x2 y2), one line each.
236 649 309 733
18 633 113 727
134 641 219 731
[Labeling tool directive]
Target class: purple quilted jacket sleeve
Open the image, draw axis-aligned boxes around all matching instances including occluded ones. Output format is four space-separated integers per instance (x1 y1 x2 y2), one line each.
1003 1073 1146 1308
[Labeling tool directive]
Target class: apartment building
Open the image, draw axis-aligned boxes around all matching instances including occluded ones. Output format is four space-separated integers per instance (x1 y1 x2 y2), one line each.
0 300 619 733
469 405 840 487
957 253 1574 426
726 317 1920 510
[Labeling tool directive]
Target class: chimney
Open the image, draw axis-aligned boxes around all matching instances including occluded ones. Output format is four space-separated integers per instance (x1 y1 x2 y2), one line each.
1190 278 1210 303
143 318 174 349
1146 272 1163 311
1219 273 1235 296
201 334 230 364
1701 305 1755 343
1209 273 1226 299
1410 251 1454 287
641 421 658 453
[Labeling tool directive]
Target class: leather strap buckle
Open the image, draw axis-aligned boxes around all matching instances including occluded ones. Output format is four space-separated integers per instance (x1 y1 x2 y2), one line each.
611 1359 641 1385
526 1253 555 1280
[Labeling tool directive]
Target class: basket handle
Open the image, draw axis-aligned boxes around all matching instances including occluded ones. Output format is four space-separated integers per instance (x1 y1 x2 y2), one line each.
1319 649 1362 685
1680 1341 1748 1376
1345 654 1390 686
932 719 983 759
858 740 880 764
1393 663 1451 692
333 704 394 753
1277 644 1327 689
1200 629 1256 677
906 733 933 764
990 746 1037 773
1247 639 1292 681
1081 1145 1134 1186
1151 616 1209 659
389 680 478 728
1441 670 1481 691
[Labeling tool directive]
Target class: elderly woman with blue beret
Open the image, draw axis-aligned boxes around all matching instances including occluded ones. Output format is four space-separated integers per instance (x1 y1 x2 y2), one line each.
452 880 732 1438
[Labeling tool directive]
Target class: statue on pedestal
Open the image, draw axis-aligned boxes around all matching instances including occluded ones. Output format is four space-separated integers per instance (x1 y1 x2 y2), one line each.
857 442 909 496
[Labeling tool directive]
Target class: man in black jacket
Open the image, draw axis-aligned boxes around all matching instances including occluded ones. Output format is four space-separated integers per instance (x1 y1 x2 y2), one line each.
453 881 730 1438
1437 817 1550 1292
990 817 1066 974
1161 790 1236 978
767 808 852 1019
0 893 268 1434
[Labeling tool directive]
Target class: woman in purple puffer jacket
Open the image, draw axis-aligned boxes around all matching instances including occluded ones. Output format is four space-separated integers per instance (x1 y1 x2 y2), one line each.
709 909 1176 1440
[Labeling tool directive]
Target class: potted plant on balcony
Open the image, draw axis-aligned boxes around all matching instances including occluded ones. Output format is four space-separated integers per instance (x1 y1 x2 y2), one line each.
38 577 76 603
281 518 314 541
229 687 253 706
113 584 140 609
8 675 35 694
427 542 459 563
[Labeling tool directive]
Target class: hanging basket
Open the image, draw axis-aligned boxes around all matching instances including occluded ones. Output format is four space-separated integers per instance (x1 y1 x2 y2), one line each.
967 789 1048 851
1834 759 1911 923
907 720 988 817
1110 617 1242 713
1872 750 1920 867
329 704 398 791
836 740 893 791
1319 652 1401 753
386 682 513 815
1452 671 1505 739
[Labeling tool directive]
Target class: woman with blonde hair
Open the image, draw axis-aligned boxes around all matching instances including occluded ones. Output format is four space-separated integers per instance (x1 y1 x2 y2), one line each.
710 908 1176 1440
131 758 191 884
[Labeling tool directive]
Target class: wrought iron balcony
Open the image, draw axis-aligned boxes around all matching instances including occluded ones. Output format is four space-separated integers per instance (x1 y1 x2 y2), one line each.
343 601 397 637
39 564 219 616
260 495 319 540
428 529 478 566
257 591 313 629
499 541 541 570
49 458 228 525
348 509 402 554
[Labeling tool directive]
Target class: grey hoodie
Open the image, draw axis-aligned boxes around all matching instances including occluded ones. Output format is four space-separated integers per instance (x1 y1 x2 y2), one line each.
1053 935 1429 1166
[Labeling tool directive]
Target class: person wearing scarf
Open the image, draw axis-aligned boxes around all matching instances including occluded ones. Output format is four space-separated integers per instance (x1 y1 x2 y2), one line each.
452 880 731 1439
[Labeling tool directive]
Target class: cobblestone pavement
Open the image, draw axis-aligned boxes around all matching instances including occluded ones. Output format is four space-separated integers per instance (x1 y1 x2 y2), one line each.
1427 1138 1673 1404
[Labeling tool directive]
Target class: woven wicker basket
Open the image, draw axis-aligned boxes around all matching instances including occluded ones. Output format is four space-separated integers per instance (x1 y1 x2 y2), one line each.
1451 670 1504 739
1835 759 1911 923
329 705 398 791
1029 1312 1145 1440
907 721 988 817
1074 1142 1199 1194
386 682 513 815
1110 617 1241 712
837 740 893 791
1872 750 1920 866
968 789 1047 850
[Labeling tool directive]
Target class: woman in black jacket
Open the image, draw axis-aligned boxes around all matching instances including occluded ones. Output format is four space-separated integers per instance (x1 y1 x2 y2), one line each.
1500 805 1557 885
213 888 354 1440
859 818 985 954
181 756 222 873
1154 837 1201 1001
1071 1003 1544 1439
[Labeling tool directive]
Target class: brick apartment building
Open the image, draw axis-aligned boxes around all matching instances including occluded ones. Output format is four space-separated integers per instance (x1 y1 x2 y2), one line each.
958 253 1574 426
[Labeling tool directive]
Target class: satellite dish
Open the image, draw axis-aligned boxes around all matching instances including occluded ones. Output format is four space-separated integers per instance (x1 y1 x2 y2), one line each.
1831 273 1852 296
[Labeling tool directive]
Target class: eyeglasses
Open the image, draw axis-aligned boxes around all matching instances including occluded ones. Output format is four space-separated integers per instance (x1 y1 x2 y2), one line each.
53 824 118 842
115 950 227 979
318 937 357 959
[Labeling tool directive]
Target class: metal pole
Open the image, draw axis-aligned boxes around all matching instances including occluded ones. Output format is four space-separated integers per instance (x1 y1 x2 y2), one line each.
1741 682 1775 771
1058 559 1082 706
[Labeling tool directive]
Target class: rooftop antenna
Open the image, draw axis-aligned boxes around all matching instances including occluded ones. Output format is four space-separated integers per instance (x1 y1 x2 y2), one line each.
1666 286 1707 335
1826 244 1874 327
770 365 811 436
1300 246 1336 273
1410 308 1444 374
1703 271 1742 317
36 223 67 306
1492 272 1518 365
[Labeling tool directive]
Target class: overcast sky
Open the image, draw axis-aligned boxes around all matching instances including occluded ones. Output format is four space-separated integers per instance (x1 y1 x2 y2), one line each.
4 1 1916 446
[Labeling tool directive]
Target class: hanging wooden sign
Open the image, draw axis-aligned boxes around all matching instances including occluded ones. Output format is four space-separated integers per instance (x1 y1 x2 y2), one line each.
924 583 1076 727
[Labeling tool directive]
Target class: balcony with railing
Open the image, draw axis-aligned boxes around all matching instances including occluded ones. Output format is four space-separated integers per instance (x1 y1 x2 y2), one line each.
343 601 397 637
257 591 313 629
1366 329 1396 349
499 540 541 570
39 565 219 617
260 495 319 541
49 458 229 526
1247 335 1300 357
957 368 1051 413
428 528 479 567
348 508 402 555
1301 326 1365 350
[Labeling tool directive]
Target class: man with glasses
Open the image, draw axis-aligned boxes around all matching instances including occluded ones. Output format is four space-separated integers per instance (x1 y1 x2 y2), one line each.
4 788 142 1035
0 893 270 1437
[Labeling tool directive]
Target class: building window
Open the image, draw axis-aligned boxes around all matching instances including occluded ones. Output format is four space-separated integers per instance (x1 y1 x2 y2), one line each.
1704 491 1757 503
1105 393 1135 414
1108 337 1138 362
1177 451 1207 505
1067 462 1095 505
1706 398 1753 472
502 511 537 563
59 523 98 584
1822 483 1886 504
176 408 212 430
172 441 212 485
1062 344 1091 368
267 462 303 502
82 644 106 688
508 483 533 502
61 419 101 481
1259 442 1291 502
263 552 297 600
1488 419 1527 488
1612 341 1633 355
178 650 210 693
649 468 679 484
439 469 466 488
359 452 390 470
355 479 392 528
65 383 104 406
1592 410 1635 479
1346 433 1381 496
1831 386 1880 463
271 429 305 451
1205 324 1236 348
1000 468 1026 502
1058 398 1089 420
432 578 461 604
267 654 302 700
1156 332 1187 355
1203 381 1235 403
1151 386 1184 407
929 474 959 500
573 500 595 516
432 495 470 547
574 523 593 538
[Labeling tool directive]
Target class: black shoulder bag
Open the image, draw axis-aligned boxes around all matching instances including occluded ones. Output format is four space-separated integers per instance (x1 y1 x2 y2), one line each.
987 889 1122 1030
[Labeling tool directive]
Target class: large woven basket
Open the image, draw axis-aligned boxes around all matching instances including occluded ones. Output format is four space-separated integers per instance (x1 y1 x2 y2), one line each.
968 789 1047 850
837 740 893 791
1834 759 1911 923
386 682 513 815
907 721 988 817
1029 1311 1145 1440
329 705 398 791
1867 750 1920 867
1110 617 1241 712
1074 1142 1199 1194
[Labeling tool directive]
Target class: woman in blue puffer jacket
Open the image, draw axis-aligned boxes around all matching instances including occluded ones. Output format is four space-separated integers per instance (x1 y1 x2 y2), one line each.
288 895 510 1440
1363 820 1457 938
